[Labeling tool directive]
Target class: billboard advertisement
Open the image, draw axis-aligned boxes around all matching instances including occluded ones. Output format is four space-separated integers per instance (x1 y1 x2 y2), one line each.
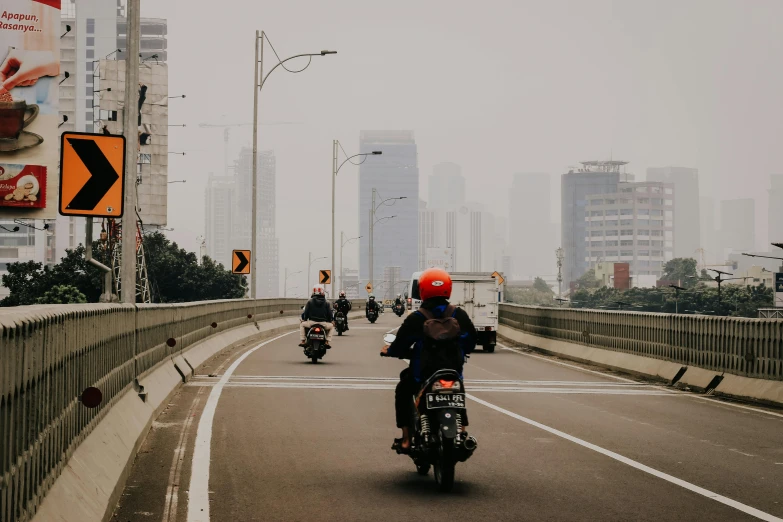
0 0 60 219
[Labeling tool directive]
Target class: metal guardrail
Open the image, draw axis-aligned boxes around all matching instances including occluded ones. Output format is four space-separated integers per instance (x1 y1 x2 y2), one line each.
0 298 309 522
499 303 783 381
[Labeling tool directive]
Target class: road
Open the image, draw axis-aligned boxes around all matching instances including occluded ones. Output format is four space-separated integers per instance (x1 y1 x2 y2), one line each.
113 312 783 522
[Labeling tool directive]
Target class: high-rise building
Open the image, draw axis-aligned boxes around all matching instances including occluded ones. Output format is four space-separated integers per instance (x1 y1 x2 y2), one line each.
359 131 419 285
204 174 235 266
646 166 700 259
719 199 755 255
428 162 465 210
1 1 168 298
584 181 675 279
509 173 553 280
699 197 718 266
228 147 279 297
561 161 623 289
768 175 783 246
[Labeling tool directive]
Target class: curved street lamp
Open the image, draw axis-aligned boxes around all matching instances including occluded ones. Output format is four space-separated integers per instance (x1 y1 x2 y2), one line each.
331 142 381 296
369 191 406 288
250 31 336 298
284 269 302 298
339 233 362 293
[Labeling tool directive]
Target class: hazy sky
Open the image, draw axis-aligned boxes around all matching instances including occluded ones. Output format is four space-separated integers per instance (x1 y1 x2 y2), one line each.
142 0 783 294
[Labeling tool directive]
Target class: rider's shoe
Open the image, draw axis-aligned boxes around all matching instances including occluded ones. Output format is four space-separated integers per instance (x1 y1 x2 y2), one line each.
298 341 307 348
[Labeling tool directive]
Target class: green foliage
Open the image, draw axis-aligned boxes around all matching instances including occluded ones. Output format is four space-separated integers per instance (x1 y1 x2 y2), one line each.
36 285 87 304
576 268 601 289
505 287 557 306
661 258 699 286
570 282 773 317
1 232 245 306
533 277 552 293
1 246 104 306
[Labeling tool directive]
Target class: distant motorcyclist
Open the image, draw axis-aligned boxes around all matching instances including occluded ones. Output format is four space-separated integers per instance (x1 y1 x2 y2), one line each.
366 294 381 318
299 285 334 348
381 268 477 452
394 293 404 307
333 290 352 331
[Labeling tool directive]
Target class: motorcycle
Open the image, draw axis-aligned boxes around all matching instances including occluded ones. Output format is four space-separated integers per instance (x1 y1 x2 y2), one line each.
393 303 405 317
334 311 347 336
303 323 329 363
367 308 378 324
381 333 478 492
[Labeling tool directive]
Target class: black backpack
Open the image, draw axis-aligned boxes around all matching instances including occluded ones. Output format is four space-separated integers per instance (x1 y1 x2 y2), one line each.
417 305 463 377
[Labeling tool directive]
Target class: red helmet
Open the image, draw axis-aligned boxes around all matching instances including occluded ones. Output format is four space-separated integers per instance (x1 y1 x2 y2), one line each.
418 268 452 301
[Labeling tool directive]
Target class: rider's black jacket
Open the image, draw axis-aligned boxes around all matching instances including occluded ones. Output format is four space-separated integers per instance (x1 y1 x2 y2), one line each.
302 295 333 322
334 298 352 314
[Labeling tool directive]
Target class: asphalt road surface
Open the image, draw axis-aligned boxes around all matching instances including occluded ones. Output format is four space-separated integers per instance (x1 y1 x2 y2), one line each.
113 312 783 522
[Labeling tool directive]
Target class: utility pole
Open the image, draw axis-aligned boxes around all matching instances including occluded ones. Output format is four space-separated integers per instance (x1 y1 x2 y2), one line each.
250 30 263 299
369 188 376 290
331 140 337 298
556 247 564 299
121 0 140 304
307 251 312 293
284 267 288 298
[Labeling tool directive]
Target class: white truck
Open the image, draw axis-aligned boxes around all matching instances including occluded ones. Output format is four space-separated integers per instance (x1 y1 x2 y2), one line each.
407 271 501 353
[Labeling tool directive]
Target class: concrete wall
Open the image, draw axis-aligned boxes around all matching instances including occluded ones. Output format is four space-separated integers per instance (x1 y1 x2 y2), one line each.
498 303 783 405
1 298 312 522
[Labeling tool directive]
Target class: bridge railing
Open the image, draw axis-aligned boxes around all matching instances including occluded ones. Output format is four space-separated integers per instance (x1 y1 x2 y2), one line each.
499 304 783 381
0 298 307 522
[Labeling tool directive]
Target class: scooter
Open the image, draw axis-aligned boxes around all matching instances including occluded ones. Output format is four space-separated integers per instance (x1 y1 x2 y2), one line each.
334 311 347 336
303 323 329 363
367 308 378 324
393 303 405 317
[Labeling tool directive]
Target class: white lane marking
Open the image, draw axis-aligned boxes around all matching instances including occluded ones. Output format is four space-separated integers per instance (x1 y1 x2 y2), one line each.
162 390 203 522
498 343 783 420
729 449 756 457
497 343 636 383
186 331 295 522
202 375 656 386
467 394 783 522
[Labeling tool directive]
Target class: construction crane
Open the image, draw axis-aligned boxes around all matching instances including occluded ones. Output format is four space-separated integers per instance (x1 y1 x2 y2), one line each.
198 120 302 176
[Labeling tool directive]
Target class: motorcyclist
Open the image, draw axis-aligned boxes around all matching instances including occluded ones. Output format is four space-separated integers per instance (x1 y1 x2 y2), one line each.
333 290 352 331
380 268 476 452
299 285 334 348
366 294 381 319
394 293 404 312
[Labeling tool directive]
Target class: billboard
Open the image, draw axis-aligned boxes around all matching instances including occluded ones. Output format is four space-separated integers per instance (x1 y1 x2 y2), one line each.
0 0 61 218
99 59 168 225
425 247 453 271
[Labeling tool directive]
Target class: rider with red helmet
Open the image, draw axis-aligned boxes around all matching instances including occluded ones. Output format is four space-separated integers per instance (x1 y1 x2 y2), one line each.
380 268 477 452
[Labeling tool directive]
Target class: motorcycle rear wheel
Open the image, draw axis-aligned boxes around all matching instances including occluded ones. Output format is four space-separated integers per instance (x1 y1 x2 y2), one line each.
434 439 456 492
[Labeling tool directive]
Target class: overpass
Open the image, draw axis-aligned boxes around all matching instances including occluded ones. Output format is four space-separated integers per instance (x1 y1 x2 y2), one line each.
2 301 782 521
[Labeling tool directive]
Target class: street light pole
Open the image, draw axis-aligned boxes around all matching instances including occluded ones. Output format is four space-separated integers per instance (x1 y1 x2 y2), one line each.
284 268 302 297
368 188 405 292
332 143 380 297
340 232 362 293
251 32 335 299
251 30 262 299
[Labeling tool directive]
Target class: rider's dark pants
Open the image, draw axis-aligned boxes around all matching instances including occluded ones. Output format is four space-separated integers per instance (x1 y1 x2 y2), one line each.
395 368 469 430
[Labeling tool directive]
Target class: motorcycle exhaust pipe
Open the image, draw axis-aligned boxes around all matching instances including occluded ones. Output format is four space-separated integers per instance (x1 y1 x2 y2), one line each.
463 436 478 452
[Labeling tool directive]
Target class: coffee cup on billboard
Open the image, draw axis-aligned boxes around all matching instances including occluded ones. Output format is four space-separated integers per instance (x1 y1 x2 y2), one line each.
0 100 40 141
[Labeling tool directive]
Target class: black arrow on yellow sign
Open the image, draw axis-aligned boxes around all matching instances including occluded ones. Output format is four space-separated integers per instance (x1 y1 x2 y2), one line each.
319 270 331 284
66 138 120 210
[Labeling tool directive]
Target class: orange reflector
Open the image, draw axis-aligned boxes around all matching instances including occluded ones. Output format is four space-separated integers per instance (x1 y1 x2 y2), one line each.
438 379 455 388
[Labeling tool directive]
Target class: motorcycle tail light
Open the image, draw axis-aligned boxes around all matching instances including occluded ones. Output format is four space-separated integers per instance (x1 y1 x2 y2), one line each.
438 379 455 388
314 328 321 332
432 379 460 392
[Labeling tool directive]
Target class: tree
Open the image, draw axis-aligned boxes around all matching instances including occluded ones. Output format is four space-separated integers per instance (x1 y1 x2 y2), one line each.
1 233 245 306
661 258 698 286
533 277 552 293
576 269 601 289
36 285 87 304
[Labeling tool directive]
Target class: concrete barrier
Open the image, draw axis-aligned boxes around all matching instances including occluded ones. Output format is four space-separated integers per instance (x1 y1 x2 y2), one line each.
498 303 783 406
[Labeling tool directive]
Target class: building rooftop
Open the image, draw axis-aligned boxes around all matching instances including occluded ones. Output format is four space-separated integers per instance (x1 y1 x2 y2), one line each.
360 130 415 144
575 160 629 173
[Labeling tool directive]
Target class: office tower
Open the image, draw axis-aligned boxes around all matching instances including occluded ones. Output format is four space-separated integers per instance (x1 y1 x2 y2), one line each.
646 166 699 259
720 199 756 254
428 162 465 210
584 181 675 280
561 161 623 288
204 174 235 266
359 131 419 285
768 175 783 246
509 173 553 280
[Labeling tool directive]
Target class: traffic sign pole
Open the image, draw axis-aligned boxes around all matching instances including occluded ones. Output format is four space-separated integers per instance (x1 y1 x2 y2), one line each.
121 0 140 304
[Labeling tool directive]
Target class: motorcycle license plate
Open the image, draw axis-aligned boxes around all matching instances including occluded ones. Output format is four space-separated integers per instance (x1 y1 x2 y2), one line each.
309 333 325 340
425 393 466 409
